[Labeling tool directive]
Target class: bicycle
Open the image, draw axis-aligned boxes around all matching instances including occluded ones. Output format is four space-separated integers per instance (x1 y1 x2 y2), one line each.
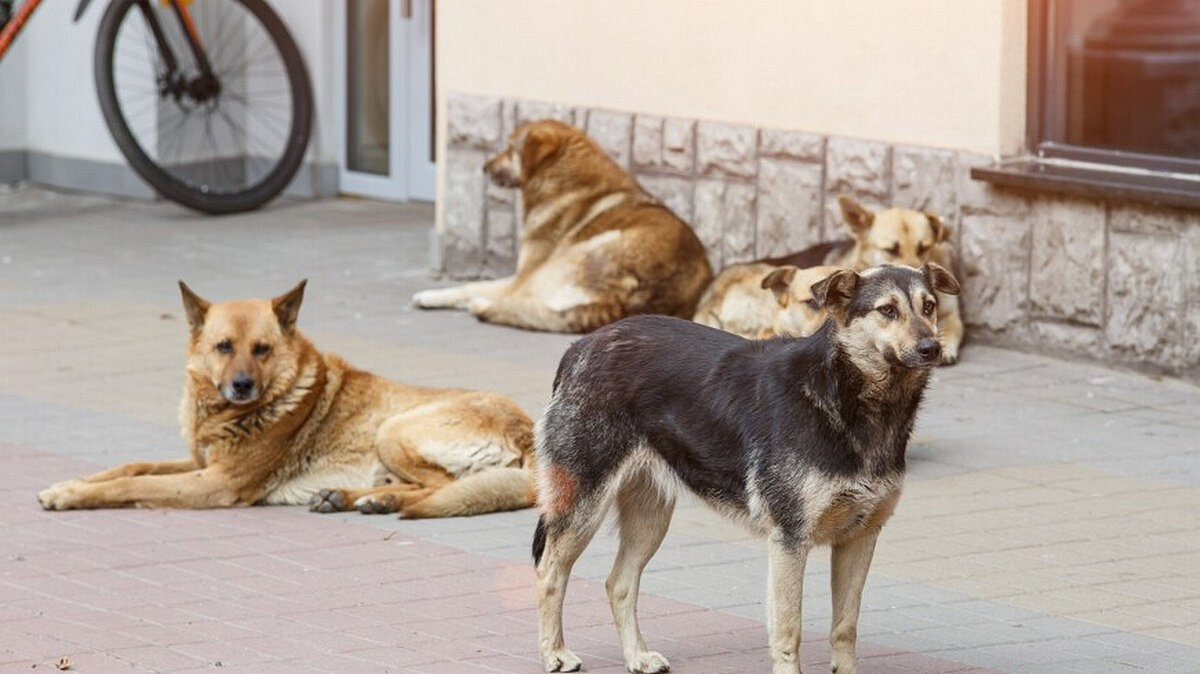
0 0 313 214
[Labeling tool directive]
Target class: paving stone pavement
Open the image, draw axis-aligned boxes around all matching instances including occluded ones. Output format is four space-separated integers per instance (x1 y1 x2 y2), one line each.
1 186 1198 673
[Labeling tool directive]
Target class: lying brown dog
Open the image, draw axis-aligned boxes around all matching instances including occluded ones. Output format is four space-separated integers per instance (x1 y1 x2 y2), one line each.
693 263 841 339
38 281 536 517
757 196 963 363
414 120 712 333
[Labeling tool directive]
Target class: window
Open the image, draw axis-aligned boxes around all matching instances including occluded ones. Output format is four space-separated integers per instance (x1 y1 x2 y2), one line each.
975 0 1200 208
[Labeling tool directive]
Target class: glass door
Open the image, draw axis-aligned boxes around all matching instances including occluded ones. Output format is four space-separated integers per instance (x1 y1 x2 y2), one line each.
338 0 435 201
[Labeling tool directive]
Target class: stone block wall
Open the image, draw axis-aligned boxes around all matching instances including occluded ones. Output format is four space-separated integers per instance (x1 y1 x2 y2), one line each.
442 93 1200 381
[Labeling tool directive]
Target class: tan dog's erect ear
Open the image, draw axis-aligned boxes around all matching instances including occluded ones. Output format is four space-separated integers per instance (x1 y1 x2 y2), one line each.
761 266 799 307
519 123 565 177
810 268 860 308
838 195 874 237
178 281 211 334
926 212 951 243
271 279 307 333
922 263 960 296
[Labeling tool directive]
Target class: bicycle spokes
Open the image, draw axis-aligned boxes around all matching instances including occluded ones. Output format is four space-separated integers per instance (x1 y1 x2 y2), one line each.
100 0 309 209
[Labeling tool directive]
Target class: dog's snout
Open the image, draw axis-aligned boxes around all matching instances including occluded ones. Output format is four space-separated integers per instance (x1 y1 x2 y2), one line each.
916 338 941 362
231 374 255 396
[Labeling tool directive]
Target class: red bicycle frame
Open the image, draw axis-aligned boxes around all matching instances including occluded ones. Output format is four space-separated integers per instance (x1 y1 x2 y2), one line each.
0 0 209 72
0 0 41 60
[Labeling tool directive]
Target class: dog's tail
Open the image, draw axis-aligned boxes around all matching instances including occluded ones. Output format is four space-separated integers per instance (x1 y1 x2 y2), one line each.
400 467 536 519
532 514 548 566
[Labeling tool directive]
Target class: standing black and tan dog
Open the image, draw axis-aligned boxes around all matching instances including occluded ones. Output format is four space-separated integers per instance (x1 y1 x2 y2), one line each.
413 119 712 333
533 263 959 674
37 281 536 517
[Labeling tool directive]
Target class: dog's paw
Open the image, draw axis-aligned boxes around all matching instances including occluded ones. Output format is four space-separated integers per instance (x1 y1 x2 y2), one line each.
354 494 398 515
467 297 494 319
626 650 670 673
543 648 582 672
307 488 347 513
830 651 857 674
939 348 959 366
37 480 80 511
412 289 442 309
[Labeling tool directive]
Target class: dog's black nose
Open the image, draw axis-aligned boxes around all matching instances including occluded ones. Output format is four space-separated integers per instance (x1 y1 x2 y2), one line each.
916 338 941 362
231 374 255 396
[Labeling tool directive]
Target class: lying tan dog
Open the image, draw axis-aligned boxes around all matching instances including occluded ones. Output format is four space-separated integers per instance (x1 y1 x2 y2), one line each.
37 281 536 517
693 263 840 339
760 195 963 363
414 120 712 333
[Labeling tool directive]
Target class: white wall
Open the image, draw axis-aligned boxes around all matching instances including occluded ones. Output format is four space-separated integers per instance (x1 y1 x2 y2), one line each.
274 0 338 165
0 0 339 185
0 30 27 151
436 0 1028 157
22 1 123 163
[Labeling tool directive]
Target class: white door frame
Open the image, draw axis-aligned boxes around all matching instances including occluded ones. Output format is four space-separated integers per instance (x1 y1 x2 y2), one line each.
334 0 435 202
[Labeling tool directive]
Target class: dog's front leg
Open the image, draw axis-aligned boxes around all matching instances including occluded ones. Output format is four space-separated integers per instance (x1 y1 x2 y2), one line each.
40 457 202 497
75 458 200 484
829 528 881 674
412 276 513 311
38 468 241 511
936 293 963 365
767 532 809 674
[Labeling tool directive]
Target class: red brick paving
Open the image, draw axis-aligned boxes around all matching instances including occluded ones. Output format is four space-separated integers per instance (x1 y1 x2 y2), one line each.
1 448 990 672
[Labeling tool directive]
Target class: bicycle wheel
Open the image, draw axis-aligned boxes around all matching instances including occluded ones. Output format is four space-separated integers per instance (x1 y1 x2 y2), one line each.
95 0 313 214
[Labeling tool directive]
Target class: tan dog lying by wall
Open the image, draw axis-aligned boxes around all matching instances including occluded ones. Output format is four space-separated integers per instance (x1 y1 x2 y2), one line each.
38 281 536 517
762 195 964 363
693 263 841 339
414 120 712 333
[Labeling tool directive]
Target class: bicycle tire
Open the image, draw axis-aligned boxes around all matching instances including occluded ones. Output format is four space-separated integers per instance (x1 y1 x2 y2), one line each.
94 0 313 215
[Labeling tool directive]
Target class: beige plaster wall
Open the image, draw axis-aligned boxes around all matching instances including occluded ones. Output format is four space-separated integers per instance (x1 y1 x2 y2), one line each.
435 0 1027 158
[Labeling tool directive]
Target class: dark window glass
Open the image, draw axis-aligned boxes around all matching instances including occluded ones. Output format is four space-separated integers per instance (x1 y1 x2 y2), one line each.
347 0 390 175
1034 0 1200 170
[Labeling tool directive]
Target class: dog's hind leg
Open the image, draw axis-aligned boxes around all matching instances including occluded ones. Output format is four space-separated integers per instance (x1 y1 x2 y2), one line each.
537 495 610 672
828 529 880 674
607 470 675 674
412 277 513 311
767 531 810 674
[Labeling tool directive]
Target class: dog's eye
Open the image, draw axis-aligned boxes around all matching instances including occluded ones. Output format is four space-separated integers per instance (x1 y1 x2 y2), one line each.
923 299 936 316
215 340 233 355
887 243 901 257
877 305 898 320
917 243 930 256
252 343 271 357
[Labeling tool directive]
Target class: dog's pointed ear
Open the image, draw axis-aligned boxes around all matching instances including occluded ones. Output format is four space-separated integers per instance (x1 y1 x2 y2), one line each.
519 122 565 176
838 195 874 237
926 212 952 243
810 268 859 308
922 262 960 296
761 266 798 308
271 279 307 333
178 281 210 334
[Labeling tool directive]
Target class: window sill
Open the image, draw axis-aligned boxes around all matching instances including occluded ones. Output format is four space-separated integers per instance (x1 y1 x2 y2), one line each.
970 157 1200 210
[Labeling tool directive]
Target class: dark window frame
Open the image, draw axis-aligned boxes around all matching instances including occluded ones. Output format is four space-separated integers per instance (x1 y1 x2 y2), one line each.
973 0 1200 209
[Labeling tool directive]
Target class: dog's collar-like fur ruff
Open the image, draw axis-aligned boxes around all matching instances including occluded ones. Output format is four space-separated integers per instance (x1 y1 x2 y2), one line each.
182 335 333 450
